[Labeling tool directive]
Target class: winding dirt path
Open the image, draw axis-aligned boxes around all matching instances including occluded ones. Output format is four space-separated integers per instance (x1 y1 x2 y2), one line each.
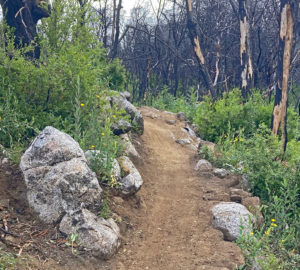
105 107 244 270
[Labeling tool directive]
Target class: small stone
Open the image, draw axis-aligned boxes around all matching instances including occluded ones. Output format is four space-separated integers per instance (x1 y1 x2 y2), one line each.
118 156 143 195
213 168 228 179
165 119 176 125
176 112 186 121
194 159 212 172
176 138 192 145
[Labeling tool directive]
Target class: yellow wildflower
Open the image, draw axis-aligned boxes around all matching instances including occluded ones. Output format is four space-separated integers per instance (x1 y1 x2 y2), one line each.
101 132 105 136
113 115 116 119
91 145 95 148
271 219 276 222
272 223 278 227
80 103 85 107
250 232 254 235
96 95 100 98
281 240 285 243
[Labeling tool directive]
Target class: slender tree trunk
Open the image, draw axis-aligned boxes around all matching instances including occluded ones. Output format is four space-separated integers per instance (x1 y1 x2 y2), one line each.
0 0 50 59
271 0 295 153
111 0 122 59
238 0 254 98
185 0 217 100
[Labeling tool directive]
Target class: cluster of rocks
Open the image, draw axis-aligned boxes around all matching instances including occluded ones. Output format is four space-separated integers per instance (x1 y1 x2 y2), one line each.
20 93 144 258
108 91 144 136
166 111 263 243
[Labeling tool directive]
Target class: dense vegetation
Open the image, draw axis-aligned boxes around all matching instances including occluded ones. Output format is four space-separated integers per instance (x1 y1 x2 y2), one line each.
0 2 128 171
149 90 300 269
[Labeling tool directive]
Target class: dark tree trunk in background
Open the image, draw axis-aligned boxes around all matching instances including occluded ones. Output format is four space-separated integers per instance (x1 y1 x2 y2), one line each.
238 0 254 98
0 0 50 59
111 0 122 59
185 0 217 101
271 0 295 153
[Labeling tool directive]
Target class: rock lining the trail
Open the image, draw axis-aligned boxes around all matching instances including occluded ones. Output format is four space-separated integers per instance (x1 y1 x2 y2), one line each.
118 156 143 195
194 159 213 172
111 93 144 135
211 202 254 241
59 209 121 259
111 120 132 135
213 168 228 178
120 134 140 158
20 126 102 224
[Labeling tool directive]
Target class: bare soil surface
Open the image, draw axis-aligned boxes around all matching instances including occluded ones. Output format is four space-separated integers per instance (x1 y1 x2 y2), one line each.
0 107 244 269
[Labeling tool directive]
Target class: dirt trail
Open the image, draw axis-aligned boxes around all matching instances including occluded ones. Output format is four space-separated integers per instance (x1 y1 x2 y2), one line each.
105 107 244 270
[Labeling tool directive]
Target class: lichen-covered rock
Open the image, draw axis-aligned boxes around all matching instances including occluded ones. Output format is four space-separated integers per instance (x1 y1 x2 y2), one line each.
194 159 213 172
120 91 131 100
120 134 140 158
20 126 84 170
112 94 144 134
59 209 121 259
85 150 121 181
213 168 229 179
211 202 254 241
118 156 143 195
111 120 132 135
20 127 102 224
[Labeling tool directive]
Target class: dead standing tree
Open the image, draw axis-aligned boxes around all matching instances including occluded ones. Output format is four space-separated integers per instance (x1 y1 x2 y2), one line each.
271 0 296 153
0 0 50 59
185 0 217 100
238 0 254 98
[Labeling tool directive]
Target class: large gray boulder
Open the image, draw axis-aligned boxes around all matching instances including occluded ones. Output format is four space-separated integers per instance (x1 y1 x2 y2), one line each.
118 156 143 195
112 94 144 134
211 202 254 241
20 127 102 224
59 209 121 258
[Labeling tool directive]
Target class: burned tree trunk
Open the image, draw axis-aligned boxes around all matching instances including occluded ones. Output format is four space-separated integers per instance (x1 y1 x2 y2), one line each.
185 0 217 100
238 0 254 98
271 0 295 153
0 0 50 59
111 0 122 59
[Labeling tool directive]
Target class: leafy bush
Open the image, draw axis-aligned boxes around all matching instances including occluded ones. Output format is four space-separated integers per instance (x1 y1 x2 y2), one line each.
0 0 127 181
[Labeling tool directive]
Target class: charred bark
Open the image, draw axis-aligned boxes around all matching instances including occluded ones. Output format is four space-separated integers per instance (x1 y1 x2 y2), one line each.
238 0 254 98
185 0 217 100
271 0 295 153
0 0 50 59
